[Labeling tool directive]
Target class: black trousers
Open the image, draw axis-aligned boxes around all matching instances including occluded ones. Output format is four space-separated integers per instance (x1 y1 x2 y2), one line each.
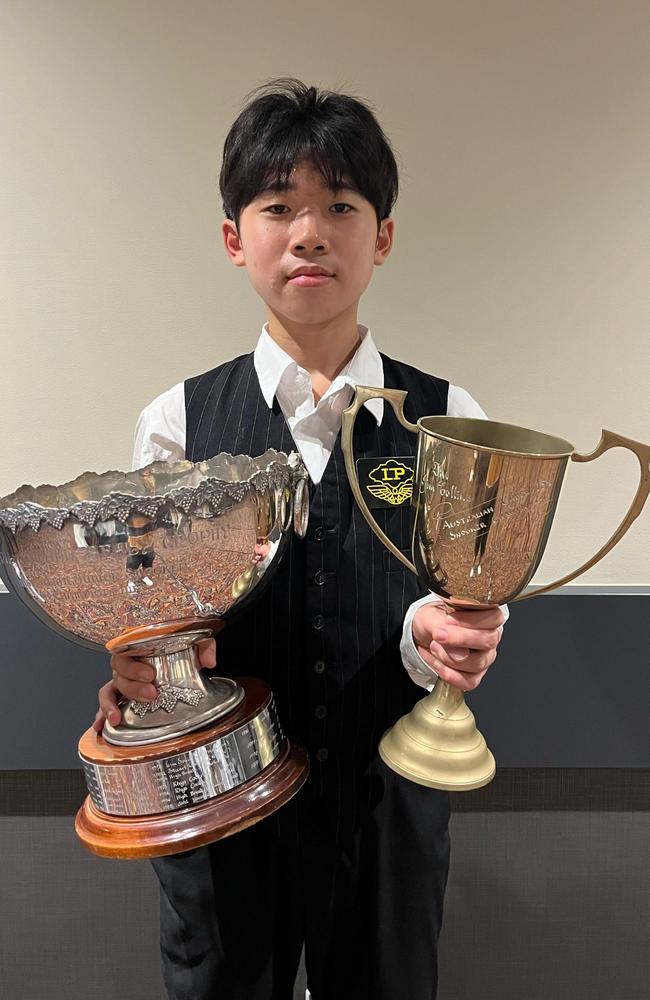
151 760 450 1000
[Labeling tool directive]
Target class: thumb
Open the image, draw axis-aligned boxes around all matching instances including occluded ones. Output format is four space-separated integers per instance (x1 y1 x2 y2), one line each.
92 703 122 733
197 638 217 669
412 602 447 646
96 681 123 731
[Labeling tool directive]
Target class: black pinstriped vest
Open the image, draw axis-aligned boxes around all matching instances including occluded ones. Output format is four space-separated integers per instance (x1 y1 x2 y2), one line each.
185 353 449 824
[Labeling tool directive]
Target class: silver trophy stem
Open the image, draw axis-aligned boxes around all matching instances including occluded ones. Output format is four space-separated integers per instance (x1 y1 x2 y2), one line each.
103 630 244 747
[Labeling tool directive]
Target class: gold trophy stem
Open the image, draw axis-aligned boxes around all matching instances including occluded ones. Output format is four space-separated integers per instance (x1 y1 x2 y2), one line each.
425 678 464 718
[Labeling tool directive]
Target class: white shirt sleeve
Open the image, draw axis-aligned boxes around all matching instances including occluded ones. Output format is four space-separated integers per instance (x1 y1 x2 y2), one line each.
400 384 509 690
131 382 187 470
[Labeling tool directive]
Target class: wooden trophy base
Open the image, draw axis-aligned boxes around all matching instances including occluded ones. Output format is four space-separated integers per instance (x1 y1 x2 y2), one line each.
76 677 309 859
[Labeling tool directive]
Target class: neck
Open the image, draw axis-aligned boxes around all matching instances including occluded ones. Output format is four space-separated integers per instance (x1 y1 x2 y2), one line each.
265 307 362 390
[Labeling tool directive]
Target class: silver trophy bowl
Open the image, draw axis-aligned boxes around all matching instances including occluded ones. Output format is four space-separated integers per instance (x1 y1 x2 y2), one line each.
0 450 309 747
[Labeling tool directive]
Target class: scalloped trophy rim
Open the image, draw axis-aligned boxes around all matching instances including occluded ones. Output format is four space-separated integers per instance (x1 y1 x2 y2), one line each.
0 449 309 654
0 449 306 534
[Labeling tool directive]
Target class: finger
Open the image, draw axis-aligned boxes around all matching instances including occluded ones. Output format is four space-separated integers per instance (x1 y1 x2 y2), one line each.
97 682 125 728
414 645 491 689
411 603 449 647
444 608 505 630
114 677 158 702
426 641 487 674
433 661 486 692
430 641 498 676
413 643 444 676
197 638 217 669
427 640 469 669
92 705 121 731
432 624 501 653
110 652 156 684
431 649 497 691
106 672 157 707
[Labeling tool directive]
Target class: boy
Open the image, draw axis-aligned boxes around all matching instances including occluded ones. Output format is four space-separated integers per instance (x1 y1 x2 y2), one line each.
95 79 504 1000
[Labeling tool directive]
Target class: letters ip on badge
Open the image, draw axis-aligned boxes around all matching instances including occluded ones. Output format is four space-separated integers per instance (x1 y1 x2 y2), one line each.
355 457 415 509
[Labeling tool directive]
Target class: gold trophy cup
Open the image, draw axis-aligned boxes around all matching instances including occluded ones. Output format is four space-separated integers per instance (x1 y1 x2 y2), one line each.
342 386 650 791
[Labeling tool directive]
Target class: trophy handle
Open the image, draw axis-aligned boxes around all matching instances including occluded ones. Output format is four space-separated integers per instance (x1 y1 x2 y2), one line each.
341 385 419 574
516 429 650 600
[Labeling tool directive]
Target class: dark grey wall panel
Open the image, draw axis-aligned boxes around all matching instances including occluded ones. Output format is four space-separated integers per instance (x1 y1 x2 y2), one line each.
1 591 649 768
467 594 650 767
0 593 108 768
3 768 649 816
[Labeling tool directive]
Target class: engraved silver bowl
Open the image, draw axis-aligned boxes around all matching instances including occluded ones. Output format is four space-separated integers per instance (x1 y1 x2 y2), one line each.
0 451 309 745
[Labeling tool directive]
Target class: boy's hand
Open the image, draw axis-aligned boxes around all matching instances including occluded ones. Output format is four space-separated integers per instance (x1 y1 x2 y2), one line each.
92 638 217 733
411 604 504 692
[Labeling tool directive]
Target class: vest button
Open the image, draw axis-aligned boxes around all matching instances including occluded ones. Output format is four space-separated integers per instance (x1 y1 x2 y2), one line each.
314 570 326 586
314 705 327 719
313 660 326 674
316 748 329 762
312 526 326 542
313 614 325 631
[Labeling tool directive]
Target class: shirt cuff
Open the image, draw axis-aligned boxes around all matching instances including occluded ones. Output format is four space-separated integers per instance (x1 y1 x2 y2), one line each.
400 593 510 691
400 593 445 691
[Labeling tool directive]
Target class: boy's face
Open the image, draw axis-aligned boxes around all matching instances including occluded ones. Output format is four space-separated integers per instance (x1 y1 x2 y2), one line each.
222 160 394 330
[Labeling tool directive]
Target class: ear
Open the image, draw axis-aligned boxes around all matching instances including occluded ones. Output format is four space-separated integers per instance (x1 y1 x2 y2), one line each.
374 218 395 266
222 219 246 267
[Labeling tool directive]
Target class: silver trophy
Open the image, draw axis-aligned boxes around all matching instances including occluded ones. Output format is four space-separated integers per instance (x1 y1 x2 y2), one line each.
0 451 310 857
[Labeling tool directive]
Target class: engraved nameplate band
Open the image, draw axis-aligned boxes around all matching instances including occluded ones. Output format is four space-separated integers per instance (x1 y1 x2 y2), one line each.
81 700 283 816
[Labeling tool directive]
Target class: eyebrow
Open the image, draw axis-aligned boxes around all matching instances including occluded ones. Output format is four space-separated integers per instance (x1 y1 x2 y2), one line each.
258 181 359 197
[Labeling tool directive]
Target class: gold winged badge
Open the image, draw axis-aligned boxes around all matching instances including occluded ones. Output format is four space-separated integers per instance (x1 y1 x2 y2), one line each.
366 459 414 507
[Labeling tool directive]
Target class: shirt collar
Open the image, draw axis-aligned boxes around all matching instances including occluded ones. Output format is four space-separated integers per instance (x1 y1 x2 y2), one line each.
253 323 384 424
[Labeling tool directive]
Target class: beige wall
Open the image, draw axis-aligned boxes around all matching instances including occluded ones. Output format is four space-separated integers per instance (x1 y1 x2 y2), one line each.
2 0 649 584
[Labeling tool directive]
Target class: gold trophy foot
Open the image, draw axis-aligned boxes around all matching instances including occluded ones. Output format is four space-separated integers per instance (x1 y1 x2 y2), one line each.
378 684 496 791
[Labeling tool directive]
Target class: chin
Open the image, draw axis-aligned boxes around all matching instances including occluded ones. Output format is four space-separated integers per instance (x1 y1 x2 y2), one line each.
290 312 349 329
269 302 346 326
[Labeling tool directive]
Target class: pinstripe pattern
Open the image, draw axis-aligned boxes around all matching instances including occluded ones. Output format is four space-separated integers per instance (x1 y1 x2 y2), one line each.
184 353 448 838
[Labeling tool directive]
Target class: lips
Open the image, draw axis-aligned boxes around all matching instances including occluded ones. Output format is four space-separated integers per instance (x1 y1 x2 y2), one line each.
289 264 332 278
288 273 333 287
287 266 334 288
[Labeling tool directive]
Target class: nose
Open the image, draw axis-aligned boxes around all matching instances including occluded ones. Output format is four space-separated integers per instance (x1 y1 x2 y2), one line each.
290 211 330 253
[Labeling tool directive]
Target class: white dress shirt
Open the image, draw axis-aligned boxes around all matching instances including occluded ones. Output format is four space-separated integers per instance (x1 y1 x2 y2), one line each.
132 323 506 690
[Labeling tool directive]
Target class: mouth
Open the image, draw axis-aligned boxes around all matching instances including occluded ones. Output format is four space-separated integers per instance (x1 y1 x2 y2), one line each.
287 273 334 287
287 264 334 280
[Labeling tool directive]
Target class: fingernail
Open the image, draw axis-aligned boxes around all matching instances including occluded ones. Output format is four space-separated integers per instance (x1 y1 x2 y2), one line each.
449 649 469 662
432 628 448 642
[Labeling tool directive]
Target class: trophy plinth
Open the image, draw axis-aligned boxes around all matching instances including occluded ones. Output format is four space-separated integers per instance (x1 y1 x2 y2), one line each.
343 386 650 792
0 450 311 854
76 677 308 859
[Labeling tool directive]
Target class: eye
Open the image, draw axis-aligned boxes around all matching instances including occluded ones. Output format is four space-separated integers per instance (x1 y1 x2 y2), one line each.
262 204 290 215
331 203 353 214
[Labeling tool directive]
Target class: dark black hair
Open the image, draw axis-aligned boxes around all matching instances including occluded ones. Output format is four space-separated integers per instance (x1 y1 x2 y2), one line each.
219 78 399 231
